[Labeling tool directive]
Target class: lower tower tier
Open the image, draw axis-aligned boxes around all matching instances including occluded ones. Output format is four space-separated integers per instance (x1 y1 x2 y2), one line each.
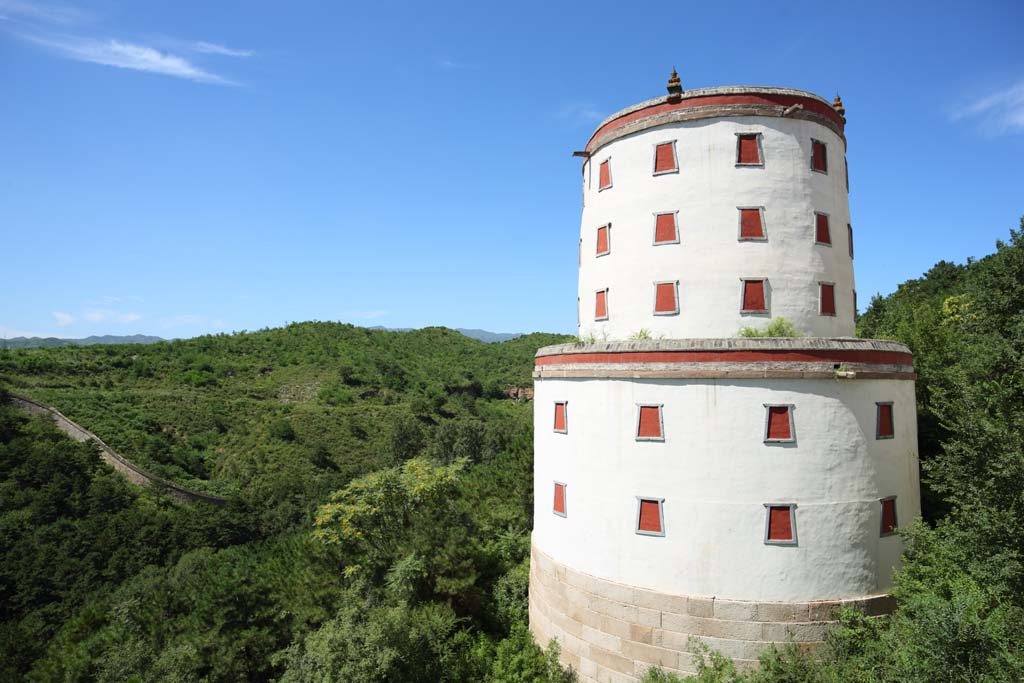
529 338 919 681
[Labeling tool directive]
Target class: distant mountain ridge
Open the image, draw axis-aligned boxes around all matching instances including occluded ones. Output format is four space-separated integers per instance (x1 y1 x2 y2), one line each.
2 334 165 349
369 327 523 343
2 328 523 349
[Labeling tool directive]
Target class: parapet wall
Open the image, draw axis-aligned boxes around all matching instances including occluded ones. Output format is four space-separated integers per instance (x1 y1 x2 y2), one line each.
9 394 227 506
530 544 893 683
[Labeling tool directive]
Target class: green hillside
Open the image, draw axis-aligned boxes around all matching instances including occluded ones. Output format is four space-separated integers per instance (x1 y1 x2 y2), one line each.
3 220 1023 682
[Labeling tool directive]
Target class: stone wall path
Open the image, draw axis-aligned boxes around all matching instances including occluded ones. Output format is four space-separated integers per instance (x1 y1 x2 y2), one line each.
8 394 228 506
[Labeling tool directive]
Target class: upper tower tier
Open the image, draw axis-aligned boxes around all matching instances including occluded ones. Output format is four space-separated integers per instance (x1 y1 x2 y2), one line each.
577 77 855 340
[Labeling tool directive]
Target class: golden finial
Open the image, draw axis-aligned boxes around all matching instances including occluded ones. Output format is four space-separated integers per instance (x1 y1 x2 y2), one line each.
667 68 683 102
833 93 846 121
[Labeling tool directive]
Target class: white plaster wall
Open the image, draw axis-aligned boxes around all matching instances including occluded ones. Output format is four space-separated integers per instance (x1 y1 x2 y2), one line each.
578 116 855 340
532 377 920 602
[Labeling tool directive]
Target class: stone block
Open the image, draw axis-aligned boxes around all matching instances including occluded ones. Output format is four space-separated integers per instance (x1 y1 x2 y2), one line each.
757 601 810 622
588 643 636 676
637 607 662 628
629 623 654 645
808 600 842 621
760 620 830 642
687 596 715 618
714 598 759 621
581 624 621 653
620 640 680 670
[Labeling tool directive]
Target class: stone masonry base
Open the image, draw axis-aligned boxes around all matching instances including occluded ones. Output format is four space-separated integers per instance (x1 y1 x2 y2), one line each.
529 544 895 683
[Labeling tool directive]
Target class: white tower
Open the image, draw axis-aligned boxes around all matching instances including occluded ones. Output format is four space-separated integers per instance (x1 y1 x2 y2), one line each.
530 73 920 682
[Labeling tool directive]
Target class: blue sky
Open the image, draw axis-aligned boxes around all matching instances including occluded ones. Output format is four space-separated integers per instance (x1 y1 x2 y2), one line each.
1 0 1022 339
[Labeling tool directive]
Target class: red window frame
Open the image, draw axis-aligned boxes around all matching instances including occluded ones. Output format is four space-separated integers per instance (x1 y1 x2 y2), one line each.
596 224 610 257
553 401 567 433
877 402 894 439
736 133 762 165
654 281 679 315
653 141 678 175
598 159 612 190
815 213 832 245
653 212 679 245
880 497 897 536
820 283 836 316
636 497 665 536
811 140 828 173
765 504 797 545
764 405 794 442
741 279 768 313
594 289 608 321
636 404 664 441
553 482 567 516
739 207 765 240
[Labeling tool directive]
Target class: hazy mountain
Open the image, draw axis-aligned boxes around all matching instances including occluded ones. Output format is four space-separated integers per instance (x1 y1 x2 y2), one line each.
368 327 523 343
2 334 165 349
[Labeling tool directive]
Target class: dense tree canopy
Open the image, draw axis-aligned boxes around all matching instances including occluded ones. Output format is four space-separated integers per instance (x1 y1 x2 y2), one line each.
3 219 1024 682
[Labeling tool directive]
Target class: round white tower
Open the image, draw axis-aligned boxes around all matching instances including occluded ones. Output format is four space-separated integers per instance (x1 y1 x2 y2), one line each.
530 73 920 682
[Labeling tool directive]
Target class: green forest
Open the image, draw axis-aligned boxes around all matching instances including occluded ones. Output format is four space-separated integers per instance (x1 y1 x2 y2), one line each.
2 220 1022 682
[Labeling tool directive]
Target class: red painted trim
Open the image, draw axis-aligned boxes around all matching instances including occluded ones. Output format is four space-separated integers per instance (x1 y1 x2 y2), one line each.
536 348 913 367
587 93 844 153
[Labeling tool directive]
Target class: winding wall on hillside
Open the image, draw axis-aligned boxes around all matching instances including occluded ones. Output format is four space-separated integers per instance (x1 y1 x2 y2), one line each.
8 394 228 506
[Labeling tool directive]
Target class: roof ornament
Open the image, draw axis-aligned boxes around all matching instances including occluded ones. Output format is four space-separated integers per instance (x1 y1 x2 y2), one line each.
833 93 846 122
666 68 683 103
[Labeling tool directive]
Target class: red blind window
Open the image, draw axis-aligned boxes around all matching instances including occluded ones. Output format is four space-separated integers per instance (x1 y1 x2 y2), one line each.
881 498 897 535
654 213 678 244
820 283 836 316
553 402 567 433
767 506 794 542
815 213 831 245
654 282 678 314
742 280 767 312
737 134 761 164
598 160 612 189
739 208 764 240
812 140 827 173
766 406 792 441
596 225 610 256
638 499 663 534
553 483 566 515
877 403 894 438
637 405 663 440
654 142 677 174
595 289 608 320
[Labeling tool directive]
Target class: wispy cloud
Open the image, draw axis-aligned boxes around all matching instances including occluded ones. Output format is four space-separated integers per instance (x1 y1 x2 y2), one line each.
84 294 144 305
82 308 142 324
950 79 1024 135
0 0 89 26
558 102 605 123
52 311 75 326
436 57 474 70
20 33 237 84
191 40 253 58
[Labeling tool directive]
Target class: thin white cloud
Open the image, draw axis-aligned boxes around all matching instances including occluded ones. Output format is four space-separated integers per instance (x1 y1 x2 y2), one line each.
20 33 237 85
52 311 75 326
436 57 474 70
950 79 1024 134
191 40 253 58
0 0 88 26
82 308 142 324
558 102 605 123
